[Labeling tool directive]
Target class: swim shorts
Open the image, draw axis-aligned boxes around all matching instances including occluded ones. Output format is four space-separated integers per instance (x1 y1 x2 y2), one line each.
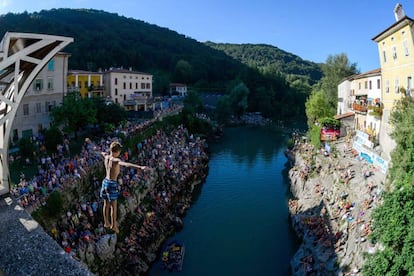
100 178 119 201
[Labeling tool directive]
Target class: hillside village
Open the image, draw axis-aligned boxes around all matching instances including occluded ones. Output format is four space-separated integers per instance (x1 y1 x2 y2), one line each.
4 3 413 174
4 63 187 143
0 2 414 274
336 3 412 172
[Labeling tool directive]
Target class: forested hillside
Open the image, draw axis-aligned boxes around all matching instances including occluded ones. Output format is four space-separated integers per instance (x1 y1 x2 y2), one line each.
0 9 242 87
205 42 323 84
0 8 321 119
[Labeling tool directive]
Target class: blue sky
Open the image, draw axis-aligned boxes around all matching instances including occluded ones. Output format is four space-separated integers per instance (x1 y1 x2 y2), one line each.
0 0 411 73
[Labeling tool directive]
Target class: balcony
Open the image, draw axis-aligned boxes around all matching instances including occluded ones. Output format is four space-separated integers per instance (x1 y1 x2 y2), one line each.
124 100 136 106
67 86 80 93
367 104 383 118
352 103 368 114
88 85 105 92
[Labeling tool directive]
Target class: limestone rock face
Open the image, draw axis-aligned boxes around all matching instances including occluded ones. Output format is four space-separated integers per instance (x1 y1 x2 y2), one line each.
288 138 387 275
126 196 138 213
118 204 127 225
85 243 95 265
96 234 117 261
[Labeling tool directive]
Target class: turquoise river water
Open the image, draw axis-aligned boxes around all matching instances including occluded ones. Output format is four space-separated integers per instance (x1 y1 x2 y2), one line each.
150 126 300 276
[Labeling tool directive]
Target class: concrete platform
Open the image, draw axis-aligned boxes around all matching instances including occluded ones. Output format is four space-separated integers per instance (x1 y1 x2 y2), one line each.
0 194 92 275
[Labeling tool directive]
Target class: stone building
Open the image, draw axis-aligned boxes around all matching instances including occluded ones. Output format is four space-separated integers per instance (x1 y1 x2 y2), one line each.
103 68 153 111
11 52 70 141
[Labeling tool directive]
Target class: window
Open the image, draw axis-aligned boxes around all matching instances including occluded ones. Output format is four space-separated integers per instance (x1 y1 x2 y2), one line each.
36 102 42 113
45 101 54 112
141 83 145 89
48 59 54 71
403 40 409 56
146 83 150 89
365 81 368 89
47 78 53 90
84 81 88 89
386 80 390 93
115 78 118 85
115 88 118 96
33 79 43 91
123 82 126 89
23 104 29 116
369 80 372 90
358 82 361 90
377 79 381 89
383 50 387 63
136 83 138 89
395 78 400 94
392 46 397 60
129 82 132 89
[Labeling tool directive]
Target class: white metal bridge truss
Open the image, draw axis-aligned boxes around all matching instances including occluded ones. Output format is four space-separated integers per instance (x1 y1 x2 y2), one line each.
0 32 73 196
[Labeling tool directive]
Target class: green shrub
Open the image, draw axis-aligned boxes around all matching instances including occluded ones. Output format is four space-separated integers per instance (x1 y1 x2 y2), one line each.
287 138 295 150
44 191 63 218
308 124 321 149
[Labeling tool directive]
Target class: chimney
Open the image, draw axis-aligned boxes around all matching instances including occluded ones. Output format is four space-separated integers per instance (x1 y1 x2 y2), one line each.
394 3 405 22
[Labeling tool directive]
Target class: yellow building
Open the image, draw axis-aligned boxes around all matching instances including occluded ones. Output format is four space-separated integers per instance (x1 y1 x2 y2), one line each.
372 4 414 160
67 70 104 98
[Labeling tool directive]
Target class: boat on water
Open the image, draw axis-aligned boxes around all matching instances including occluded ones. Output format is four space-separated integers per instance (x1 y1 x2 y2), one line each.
161 241 185 272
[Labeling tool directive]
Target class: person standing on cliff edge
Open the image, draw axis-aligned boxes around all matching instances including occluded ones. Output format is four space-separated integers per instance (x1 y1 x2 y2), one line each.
100 141 148 233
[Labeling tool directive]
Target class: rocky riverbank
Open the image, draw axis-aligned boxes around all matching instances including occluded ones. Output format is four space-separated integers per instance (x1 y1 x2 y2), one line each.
14 124 211 275
287 137 386 275
73 136 210 275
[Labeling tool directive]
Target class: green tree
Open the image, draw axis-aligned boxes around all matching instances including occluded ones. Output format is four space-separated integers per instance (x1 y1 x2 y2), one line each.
363 94 414 274
215 95 232 123
320 53 358 113
388 95 414 184
51 93 97 139
305 90 332 128
152 70 171 96
173 59 193 83
17 137 34 161
92 98 127 128
364 183 414 275
254 87 274 118
43 126 63 153
183 89 203 115
228 82 250 117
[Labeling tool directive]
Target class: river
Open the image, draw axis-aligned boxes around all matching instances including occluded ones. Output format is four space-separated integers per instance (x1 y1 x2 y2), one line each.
150 126 300 276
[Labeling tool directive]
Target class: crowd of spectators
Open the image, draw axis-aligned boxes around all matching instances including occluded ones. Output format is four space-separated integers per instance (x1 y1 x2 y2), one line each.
10 111 209 272
118 125 208 270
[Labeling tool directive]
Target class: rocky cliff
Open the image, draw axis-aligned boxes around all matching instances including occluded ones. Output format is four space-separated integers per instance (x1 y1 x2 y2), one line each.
287 137 386 275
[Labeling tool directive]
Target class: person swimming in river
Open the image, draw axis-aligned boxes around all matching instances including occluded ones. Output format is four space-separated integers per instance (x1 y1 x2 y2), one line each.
100 141 149 233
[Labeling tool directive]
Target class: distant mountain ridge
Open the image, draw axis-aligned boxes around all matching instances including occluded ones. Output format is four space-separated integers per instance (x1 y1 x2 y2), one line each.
0 9 242 84
0 9 321 84
205 42 322 83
